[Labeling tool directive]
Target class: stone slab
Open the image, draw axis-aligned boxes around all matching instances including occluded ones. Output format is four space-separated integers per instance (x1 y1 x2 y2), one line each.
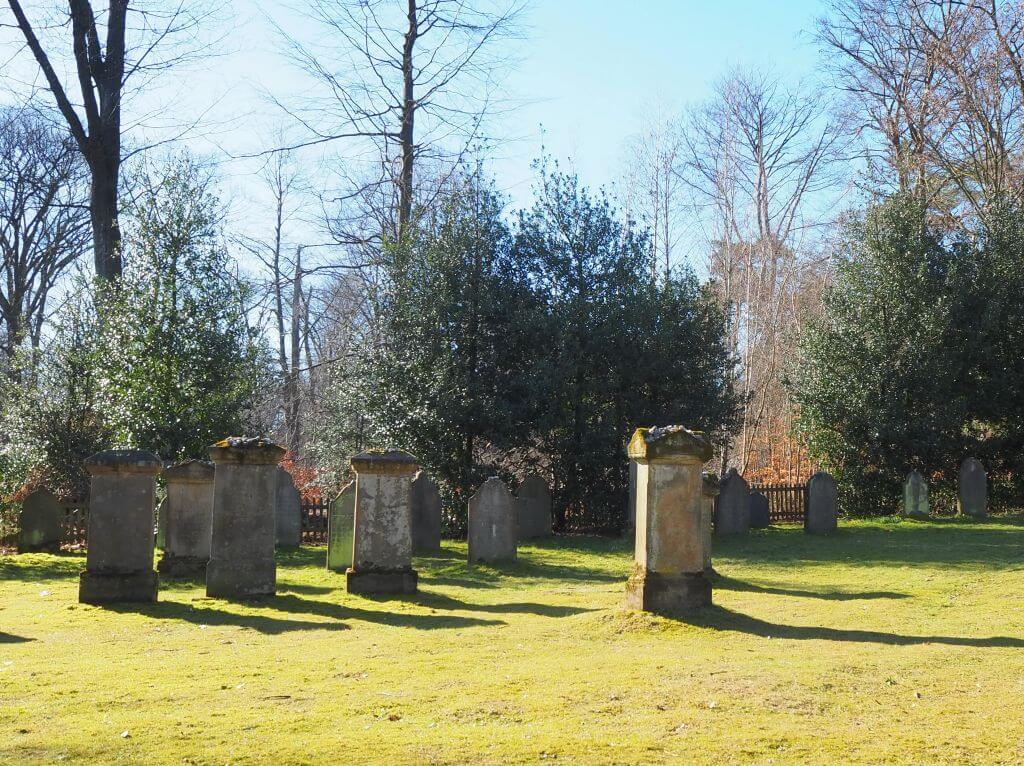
468 477 517 564
410 472 442 552
805 471 838 534
18 489 61 553
516 473 552 540
327 482 355 572
714 469 750 536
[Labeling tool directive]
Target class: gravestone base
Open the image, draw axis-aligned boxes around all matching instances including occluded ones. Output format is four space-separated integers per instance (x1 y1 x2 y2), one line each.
157 553 208 579
625 569 711 614
18 538 60 554
78 570 158 604
206 560 275 599
346 567 418 595
906 510 931 521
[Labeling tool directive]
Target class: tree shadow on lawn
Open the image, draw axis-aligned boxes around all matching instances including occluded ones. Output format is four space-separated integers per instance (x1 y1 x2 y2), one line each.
109 592 507 634
0 631 36 643
719 520 1024 569
0 554 83 582
713 574 910 601
686 605 1024 648
407 590 596 618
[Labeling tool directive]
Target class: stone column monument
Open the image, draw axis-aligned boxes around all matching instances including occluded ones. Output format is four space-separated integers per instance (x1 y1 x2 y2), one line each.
805 471 838 534
410 472 442 553
467 477 517 564
18 488 62 553
625 426 714 613
206 437 285 599
79 450 162 604
700 472 719 576
158 459 215 577
958 458 987 518
715 469 750 536
347 451 419 595
327 481 355 573
903 470 930 519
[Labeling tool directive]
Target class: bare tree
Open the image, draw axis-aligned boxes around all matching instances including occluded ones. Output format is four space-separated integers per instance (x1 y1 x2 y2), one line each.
4 0 219 280
278 0 525 244
0 106 89 374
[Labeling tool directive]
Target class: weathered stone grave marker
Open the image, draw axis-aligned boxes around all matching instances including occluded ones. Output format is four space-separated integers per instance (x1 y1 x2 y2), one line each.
958 458 987 518
347 451 419 595
715 468 750 536
410 471 442 553
275 467 302 548
625 426 714 613
903 470 930 520
158 459 215 577
327 481 355 573
701 472 719 575
748 491 770 529
206 437 285 599
467 477 517 564
79 450 162 604
18 488 61 554
516 473 552 540
805 471 838 534
625 458 638 539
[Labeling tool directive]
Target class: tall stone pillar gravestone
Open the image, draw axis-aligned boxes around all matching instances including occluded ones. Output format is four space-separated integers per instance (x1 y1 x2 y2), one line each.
158 460 215 577
805 471 838 534
18 488 62 553
327 481 355 573
206 437 285 599
275 467 303 548
347 451 419 595
715 469 750 536
410 472 442 553
749 491 770 529
958 458 987 518
468 477 517 564
516 473 552 540
903 470 930 520
79 450 162 604
626 426 713 613
701 473 719 575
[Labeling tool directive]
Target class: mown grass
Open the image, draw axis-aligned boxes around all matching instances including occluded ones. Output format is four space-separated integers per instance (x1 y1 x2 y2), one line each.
2 518 1024 765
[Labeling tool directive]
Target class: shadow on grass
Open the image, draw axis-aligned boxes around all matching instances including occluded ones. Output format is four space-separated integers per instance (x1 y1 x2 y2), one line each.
107 592 506 634
714 575 910 601
409 590 596 617
686 605 1024 648
0 554 82 581
0 631 35 643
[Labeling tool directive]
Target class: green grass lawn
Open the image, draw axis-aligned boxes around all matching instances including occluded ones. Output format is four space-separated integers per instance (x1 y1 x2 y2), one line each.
2 519 1024 765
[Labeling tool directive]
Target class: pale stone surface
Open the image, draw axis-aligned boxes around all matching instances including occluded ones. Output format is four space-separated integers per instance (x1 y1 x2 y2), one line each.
467 477 517 564
749 491 770 529
903 470 930 519
958 458 987 518
206 437 285 599
158 460 215 577
805 471 838 534
714 469 750 536
410 472 442 552
79 450 162 604
701 473 719 574
347 451 419 594
18 488 61 553
275 467 303 548
516 473 552 540
327 482 355 572
156 496 167 549
625 426 713 614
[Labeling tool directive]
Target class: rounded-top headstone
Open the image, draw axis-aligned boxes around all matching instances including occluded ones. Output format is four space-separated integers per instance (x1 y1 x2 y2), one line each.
85 449 162 475
627 426 713 464
516 473 552 540
208 437 285 466
903 470 930 519
351 450 419 476
18 488 62 553
715 468 750 536
805 471 838 534
749 491 770 529
468 477 517 564
958 457 987 518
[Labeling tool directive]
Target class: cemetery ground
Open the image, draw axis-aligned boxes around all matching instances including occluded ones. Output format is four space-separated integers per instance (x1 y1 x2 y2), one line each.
2 520 1024 765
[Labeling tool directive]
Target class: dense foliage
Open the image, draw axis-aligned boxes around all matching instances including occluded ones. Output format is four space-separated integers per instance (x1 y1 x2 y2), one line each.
789 195 1024 514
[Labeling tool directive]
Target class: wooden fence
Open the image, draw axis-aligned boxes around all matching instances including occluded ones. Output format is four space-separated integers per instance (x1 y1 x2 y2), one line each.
301 497 330 545
750 483 807 525
60 498 89 549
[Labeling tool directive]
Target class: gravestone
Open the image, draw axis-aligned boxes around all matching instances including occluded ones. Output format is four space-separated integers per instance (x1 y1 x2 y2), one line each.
625 426 714 613
327 481 355 572
903 470 930 520
958 458 987 518
714 469 750 536
700 473 719 575
467 477 517 564
410 472 442 553
78 450 162 604
749 491 770 529
206 437 285 599
516 473 552 540
805 471 838 534
18 488 61 553
158 459 215 577
347 451 419 594
155 496 168 549
625 459 638 538
275 467 303 548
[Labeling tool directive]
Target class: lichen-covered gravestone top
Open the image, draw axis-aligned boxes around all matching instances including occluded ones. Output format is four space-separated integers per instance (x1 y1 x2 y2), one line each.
714 469 750 536
958 458 987 518
516 473 552 540
467 477 517 564
18 488 62 553
903 470 930 520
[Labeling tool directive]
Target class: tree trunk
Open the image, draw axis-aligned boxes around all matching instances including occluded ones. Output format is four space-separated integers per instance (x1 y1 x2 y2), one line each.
88 154 122 281
398 0 418 239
